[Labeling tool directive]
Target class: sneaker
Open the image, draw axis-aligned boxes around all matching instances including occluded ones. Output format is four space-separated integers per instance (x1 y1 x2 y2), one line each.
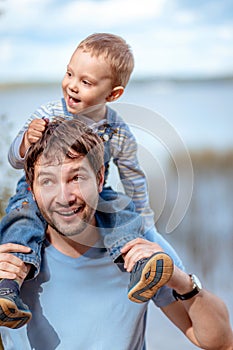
0 283 32 329
128 252 174 303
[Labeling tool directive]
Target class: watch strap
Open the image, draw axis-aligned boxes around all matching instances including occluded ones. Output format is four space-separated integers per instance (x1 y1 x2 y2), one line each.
172 286 200 301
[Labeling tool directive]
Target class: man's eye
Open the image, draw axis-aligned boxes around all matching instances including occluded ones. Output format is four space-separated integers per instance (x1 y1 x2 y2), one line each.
73 176 80 183
66 71 72 77
41 179 53 186
73 175 85 183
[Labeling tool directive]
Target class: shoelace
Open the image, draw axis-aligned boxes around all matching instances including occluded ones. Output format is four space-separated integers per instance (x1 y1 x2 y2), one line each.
0 288 15 296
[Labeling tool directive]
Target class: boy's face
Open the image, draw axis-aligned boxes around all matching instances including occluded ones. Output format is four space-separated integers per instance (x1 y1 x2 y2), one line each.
62 49 114 119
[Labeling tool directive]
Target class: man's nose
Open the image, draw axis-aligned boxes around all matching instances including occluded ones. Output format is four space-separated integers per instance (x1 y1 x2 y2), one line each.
56 182 76 205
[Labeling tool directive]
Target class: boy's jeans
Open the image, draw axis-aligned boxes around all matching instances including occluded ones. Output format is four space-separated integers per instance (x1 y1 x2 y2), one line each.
0 176 46 278
0 176 144 278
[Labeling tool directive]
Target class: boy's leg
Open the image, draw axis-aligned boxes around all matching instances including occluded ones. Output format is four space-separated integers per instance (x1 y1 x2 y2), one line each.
0 175 46 328
98 187 174 303
98 186 143 261
127 226 186 303
127 226 177 303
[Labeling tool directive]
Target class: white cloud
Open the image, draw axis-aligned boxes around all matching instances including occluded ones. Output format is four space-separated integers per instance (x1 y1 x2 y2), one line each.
130 21 233 77
56 0 165 26
0 0 165 33
0 0 49 31
216 26 233 40
173 10 200 24
0 39 13 63
0 0 233 82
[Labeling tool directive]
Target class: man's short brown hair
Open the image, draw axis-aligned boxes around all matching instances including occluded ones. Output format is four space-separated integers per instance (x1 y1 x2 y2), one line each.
25 118 104 190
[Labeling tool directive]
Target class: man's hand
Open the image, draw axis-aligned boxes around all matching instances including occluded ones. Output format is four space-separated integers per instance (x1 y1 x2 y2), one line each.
121 237 165 272
0 243 31 280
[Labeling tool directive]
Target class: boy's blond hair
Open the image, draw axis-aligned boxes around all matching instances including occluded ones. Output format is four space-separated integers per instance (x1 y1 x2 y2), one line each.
76 33 134 88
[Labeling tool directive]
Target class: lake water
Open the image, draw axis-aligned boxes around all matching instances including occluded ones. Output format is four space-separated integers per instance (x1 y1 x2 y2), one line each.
1 79 233 150
0 80 233 349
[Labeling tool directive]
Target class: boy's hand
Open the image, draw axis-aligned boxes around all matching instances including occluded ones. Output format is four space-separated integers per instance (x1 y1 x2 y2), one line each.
20 118 48 158
0 243 31 280
26 118 48 144
121 238 165 272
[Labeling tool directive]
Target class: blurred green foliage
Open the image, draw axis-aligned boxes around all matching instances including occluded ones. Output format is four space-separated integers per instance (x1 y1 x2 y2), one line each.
0 114 17 218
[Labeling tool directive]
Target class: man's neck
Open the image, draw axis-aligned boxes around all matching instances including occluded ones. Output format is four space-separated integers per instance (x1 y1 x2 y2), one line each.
46 220 101 258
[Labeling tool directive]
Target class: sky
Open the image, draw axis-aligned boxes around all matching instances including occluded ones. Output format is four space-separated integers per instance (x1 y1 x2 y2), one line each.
0 0 233 83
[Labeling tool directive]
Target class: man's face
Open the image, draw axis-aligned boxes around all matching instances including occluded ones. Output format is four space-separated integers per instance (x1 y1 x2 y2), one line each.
33 154 104 237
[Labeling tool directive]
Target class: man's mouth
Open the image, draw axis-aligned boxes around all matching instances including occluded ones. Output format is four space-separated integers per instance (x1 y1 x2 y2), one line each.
55 206 84 217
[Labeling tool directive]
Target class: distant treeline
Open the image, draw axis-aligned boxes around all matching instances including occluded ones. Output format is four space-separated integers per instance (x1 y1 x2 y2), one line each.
1 75 233 91
1 146 233 218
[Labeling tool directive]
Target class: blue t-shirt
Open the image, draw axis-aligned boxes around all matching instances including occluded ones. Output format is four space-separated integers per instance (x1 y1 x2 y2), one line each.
0 217 184 350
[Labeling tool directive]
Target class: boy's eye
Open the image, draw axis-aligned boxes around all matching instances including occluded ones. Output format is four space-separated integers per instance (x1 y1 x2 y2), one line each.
82 80 91 86
66 71 72 77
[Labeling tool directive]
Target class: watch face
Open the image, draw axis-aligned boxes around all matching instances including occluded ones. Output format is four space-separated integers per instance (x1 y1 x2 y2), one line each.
191 274 202 290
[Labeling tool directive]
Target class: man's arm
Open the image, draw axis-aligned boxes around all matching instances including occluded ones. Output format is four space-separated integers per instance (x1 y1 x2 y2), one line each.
122 238 233 349
164 267 233 350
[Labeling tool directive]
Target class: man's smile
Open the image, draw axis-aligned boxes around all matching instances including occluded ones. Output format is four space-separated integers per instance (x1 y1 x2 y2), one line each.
54 206 84 217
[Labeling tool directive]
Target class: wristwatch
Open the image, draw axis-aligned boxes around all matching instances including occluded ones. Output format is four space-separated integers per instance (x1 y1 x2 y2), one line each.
173 274 202 301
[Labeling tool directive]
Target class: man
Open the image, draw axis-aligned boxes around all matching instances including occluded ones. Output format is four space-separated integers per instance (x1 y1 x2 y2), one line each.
0 119 232 350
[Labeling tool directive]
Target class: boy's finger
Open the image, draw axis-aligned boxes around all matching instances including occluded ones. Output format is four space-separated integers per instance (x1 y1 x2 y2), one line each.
42 117 49 125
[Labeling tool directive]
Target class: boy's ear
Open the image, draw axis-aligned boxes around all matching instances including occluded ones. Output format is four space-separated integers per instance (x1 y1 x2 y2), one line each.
106 86 124 102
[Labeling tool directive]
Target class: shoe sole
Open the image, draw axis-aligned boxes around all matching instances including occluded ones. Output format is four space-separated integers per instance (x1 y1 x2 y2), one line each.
0 298 32 329
128 252 174 303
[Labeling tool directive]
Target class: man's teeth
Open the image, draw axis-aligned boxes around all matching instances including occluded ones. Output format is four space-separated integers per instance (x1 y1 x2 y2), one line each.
60 208 80 216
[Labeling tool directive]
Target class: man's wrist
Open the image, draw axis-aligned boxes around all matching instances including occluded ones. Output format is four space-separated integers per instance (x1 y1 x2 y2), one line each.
172 272 193 294
173 274 202 301
167 268 191 292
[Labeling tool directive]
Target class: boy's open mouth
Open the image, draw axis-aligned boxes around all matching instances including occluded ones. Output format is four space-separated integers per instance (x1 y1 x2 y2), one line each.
68 95 81 104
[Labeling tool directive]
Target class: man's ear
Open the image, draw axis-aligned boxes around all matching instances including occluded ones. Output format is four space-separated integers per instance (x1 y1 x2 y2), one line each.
97 165 105 193
106 86 124 102
31 189 35 201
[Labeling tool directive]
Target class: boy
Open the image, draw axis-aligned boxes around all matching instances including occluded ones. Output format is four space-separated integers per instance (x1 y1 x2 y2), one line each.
0 33 173 328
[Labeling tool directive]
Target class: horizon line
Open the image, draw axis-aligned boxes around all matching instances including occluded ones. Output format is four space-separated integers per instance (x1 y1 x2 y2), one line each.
1 74 233 91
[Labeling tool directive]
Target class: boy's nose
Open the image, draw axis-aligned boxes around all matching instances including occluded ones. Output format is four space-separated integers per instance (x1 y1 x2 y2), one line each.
69 79 79 93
